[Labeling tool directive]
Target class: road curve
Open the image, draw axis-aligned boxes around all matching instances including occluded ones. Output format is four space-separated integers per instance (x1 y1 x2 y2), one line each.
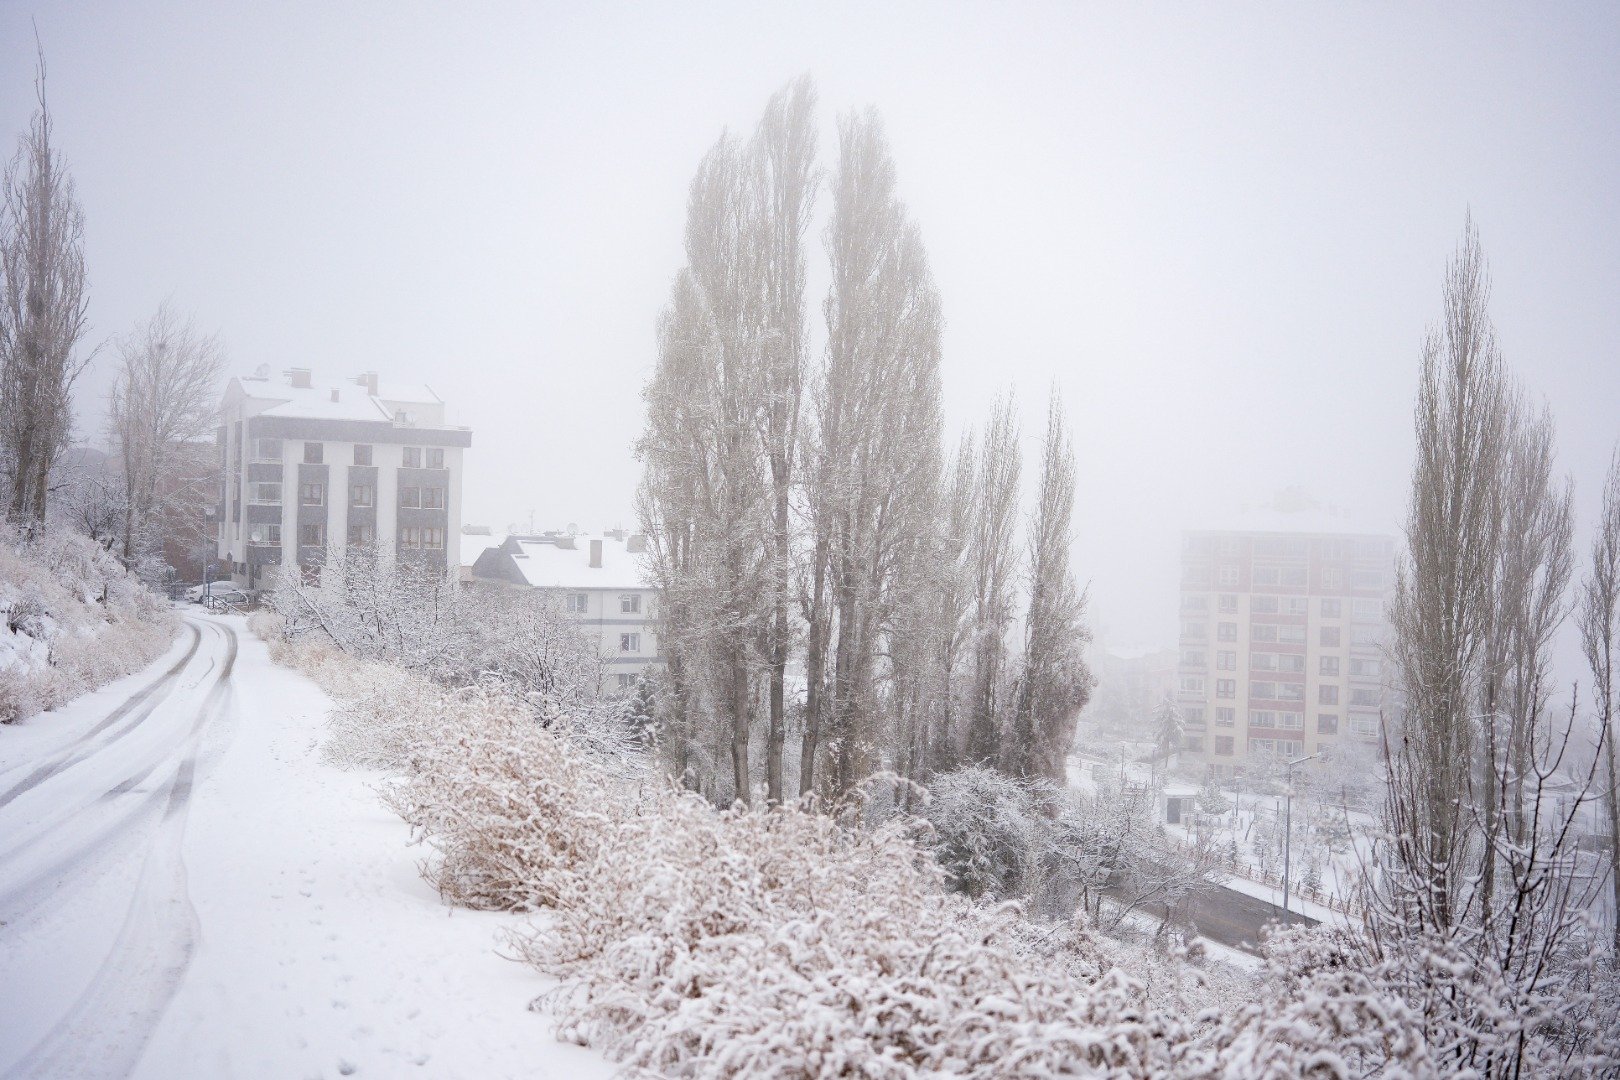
0 613 239 1080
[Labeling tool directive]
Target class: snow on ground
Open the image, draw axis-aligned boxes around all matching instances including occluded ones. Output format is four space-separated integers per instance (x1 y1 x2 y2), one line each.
0 610 612 1080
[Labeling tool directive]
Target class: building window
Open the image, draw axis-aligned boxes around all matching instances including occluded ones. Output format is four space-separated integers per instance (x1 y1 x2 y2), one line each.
1317 713 1339 734
400 526 423 549
1253 566 1281 586
351 484 374 507
1284 597 1308 616
1216 650 1236 670
1250 681 1277 699
1352 570 1383 590
617 593 643 614
1352 598 1382 619
303 442 323 464
1349 657 1381 678
422 527 444 550
1218 594 1238 613
400 486 422 508
1180 676 1205 693
402 447 422 468
1249 738 1304 758
1319 685 1340 705
1278 683 1305 703
1348 713 1380 737
1183 707 1206 725
248 522 281 545
620 633 640 653
251 481 282 504
1350 687 1380 707
1351 625 1381 646
1251 652 1278 672
1281 567 1307 587
1277 711 1305 730
1181 649 1206 668
1321 599 1342 618
1278 654 1305 673
1320 627 1341 647
616 673 635 691
1217 538 1242 557
1216 679 1236 699
1217 566 1239 586
254 437 282 462
1251 625 1278 643
1319 541 1344 560
1183 566 1211 586
567 593 589 613
1320 656 1340 676
299 522 325 547
1250 709 1276 727
1217 622 1238 642
1181 620 1207 640
1251 596 1278 614
353 444 373 466
426 448 444 469
348 523 374 545
1215 707 1236 727
1182 735 1205 753
1215 736 1234 755
300 482 324 506
422 487 445 510
1181 594 1209 612
1322 568 1344 589
1278 625 1306 645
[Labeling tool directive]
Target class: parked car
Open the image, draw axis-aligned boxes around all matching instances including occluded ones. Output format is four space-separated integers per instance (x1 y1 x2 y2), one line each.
188 582 254 609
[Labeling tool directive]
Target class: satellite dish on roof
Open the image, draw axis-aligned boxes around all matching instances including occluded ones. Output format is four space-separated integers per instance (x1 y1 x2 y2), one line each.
254 363 270 378
566 522 579 537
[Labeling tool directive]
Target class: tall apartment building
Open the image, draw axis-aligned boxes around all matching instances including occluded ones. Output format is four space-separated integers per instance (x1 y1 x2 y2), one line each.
216 367 471 590
1176 525 1395 773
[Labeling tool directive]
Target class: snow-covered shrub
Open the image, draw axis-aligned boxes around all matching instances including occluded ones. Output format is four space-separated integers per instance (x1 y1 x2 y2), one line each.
0 527 177 721
921 764 1046 900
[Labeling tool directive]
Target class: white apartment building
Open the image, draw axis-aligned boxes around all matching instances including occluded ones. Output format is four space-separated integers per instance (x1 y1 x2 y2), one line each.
1176 520 1396 773
468 531 663 693
216 367 471 590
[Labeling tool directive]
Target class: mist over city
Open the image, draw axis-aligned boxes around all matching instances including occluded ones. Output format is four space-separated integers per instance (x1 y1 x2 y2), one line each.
1 3 1617 1077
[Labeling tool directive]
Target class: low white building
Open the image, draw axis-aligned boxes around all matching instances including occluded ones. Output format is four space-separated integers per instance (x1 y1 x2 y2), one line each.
469 531 661 693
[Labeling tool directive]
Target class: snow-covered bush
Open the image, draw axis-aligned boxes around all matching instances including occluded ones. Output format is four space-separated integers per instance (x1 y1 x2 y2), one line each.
920 764 1046 900
0 527 177 721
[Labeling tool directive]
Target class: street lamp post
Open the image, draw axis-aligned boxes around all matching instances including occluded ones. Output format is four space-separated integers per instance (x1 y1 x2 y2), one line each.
1281 752 1320 926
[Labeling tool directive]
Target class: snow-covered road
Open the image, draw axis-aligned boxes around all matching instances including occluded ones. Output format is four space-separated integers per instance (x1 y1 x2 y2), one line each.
0 611 611 1080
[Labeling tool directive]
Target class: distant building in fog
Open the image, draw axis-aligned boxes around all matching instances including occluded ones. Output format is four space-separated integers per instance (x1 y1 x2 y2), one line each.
216 367 471 591
469 530 662 693
1175 496 1396 773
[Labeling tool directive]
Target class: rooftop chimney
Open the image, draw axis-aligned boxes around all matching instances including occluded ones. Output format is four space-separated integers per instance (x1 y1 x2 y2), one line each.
355 371 379 397
589 538 603 568
288 367 312 388
330 388 340 402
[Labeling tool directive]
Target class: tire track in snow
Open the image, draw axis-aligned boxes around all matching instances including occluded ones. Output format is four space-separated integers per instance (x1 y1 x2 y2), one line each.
3 621 239 1080
0 621 202 808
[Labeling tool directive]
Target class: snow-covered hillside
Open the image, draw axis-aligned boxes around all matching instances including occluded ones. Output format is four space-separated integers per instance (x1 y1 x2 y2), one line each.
0 530 178 722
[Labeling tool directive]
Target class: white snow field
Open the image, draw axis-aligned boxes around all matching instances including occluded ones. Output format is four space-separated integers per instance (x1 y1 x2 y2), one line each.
0 610 613 1080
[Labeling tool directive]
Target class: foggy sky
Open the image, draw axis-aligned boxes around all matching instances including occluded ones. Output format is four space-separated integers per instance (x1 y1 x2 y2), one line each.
2 1 1617 654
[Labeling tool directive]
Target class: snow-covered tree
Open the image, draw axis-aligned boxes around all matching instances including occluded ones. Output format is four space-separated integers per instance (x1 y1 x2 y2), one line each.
1004 391 1092 782
1579 446 1620 951
0 52 94 530
962 398 1020 767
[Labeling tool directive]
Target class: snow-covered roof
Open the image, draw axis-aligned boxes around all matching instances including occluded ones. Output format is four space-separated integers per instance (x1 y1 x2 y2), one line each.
460 529 506 570
232 372 447 424
1187 487 1393 540
507 535 653 591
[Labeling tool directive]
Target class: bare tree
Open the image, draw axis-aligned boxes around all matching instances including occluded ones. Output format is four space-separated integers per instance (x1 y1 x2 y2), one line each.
1579 446 1620 951
0 49 95 530
800 108 943 799
107 303 225 569
748 76 818 803
1387 213 1512 932
1005 391 1091 782
962 396 1020 767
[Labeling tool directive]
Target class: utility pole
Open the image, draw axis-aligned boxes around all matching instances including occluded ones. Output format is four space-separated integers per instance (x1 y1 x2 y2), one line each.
1281 752 1319 926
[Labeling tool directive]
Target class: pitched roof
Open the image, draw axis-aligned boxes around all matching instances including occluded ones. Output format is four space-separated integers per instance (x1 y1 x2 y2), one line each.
499 534 653 591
